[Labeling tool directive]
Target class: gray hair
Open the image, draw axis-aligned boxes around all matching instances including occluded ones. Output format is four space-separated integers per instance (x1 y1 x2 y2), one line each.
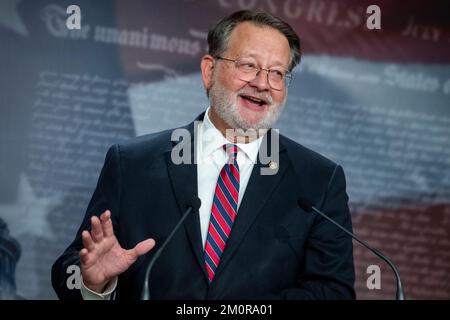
207 10 301 71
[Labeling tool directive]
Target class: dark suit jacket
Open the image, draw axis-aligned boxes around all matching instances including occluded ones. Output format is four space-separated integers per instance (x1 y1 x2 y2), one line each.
52 113 355 300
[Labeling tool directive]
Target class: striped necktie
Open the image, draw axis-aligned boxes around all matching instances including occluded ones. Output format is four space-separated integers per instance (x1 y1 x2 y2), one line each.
204 144 240 282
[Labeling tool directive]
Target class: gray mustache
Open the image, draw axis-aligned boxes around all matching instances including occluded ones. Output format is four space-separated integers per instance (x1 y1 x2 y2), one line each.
237 89 273 105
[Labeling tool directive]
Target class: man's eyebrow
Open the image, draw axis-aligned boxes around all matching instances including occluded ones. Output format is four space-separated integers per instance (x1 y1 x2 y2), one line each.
242 53 288 69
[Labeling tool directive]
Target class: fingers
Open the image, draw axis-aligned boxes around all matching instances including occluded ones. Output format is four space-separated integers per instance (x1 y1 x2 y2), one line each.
90 215 104 242
82 230 95 251
130 239 156 258
100 210 114 237
80 210 115 269
80 231 94 267
79 248 90 265
81 209 113 252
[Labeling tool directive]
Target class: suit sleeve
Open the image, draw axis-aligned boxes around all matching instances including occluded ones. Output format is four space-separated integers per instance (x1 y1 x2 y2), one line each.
51 145 122 300
279 165 356 299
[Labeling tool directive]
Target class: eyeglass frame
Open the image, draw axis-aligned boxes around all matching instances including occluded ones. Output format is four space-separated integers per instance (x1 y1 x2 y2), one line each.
215 56 293 90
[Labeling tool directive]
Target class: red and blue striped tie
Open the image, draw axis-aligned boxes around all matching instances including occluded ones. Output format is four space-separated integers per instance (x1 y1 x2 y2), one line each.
204 144 240 282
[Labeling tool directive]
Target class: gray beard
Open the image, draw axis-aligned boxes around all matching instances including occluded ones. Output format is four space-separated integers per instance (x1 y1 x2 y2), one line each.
208 78 286 131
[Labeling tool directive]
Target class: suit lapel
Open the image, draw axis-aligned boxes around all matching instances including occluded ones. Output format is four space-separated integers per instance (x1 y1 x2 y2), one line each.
213 130 289 280
165 118 291 284
165 116 209 280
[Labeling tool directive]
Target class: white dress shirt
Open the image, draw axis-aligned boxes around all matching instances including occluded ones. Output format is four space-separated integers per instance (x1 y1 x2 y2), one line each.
196 108 263 247
81 107 263 299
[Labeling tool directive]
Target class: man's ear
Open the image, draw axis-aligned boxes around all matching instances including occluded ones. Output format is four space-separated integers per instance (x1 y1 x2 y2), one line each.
201 55 215 90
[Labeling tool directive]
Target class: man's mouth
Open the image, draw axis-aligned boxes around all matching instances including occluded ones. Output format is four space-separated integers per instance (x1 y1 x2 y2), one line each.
239 94 269 107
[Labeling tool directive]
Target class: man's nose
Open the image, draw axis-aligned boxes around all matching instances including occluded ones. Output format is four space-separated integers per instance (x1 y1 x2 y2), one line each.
248 70 270 91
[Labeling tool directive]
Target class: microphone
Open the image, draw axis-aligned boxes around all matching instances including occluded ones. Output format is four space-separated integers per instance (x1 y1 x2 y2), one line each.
297 196 405 300
141 197 201 300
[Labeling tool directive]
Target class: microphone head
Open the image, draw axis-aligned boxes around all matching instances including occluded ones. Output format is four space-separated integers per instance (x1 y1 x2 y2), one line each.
187 197 201 211
297 196 313 212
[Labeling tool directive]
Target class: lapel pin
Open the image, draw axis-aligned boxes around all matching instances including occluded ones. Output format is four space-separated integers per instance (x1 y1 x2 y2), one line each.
269 161 278 170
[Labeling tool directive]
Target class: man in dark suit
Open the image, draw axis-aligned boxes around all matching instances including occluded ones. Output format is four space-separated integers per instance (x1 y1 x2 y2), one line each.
52 10 355 300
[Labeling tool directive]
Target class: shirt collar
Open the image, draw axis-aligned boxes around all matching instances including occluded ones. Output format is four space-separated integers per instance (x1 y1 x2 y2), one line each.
200 107 264 164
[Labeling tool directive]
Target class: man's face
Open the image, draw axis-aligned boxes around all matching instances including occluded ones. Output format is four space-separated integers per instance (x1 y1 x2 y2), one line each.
203 22 291 131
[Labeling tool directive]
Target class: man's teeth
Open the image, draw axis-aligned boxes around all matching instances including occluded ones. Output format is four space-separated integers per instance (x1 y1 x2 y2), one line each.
243 96 265 105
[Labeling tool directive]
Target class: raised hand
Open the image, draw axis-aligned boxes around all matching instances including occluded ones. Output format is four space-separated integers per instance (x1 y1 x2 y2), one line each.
79 210 155 293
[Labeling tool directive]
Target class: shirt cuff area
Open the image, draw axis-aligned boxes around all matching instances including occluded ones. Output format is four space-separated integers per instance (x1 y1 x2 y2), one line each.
80 277 118 300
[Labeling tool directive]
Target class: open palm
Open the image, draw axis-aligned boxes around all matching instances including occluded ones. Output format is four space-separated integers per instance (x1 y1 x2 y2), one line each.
79 210 155 293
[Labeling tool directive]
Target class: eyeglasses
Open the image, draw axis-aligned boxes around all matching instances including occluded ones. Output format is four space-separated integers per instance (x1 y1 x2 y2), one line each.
216 56 292 90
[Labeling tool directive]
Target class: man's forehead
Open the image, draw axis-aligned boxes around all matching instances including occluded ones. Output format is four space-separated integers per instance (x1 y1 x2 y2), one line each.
229 21 284 40
226 22 291 65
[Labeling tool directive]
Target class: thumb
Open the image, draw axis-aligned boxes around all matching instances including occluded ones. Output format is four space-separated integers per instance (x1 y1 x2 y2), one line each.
133 238 156 257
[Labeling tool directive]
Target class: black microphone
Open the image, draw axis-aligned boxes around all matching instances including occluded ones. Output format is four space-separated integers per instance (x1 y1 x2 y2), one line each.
141 197 201 300
297 196 405 300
